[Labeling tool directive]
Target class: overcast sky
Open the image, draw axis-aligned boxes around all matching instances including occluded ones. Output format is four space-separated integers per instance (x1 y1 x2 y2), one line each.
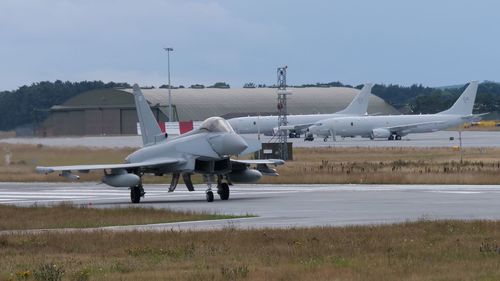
0 0 498 91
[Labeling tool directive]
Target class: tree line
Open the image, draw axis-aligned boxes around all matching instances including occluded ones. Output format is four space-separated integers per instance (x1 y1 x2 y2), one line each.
0 80 130 131
0 80 499 131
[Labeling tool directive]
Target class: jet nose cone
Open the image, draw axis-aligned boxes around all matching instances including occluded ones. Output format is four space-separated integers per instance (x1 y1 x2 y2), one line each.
209 134 248 156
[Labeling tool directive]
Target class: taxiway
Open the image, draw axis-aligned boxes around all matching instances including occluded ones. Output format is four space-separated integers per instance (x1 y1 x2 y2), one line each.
1 182 500 231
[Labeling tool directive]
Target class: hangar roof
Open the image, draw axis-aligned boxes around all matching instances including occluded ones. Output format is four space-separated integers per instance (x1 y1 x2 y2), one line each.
59 87 399 121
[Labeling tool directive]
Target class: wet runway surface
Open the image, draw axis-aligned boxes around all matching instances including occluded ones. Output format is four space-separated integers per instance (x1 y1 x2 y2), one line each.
2 182 500 230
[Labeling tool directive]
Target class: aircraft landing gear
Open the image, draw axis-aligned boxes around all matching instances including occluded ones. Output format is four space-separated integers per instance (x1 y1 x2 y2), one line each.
130 183 145 204
217 182 230 200
206 190 214 202
395 135 402 140
388 135 395 141
323 136 328 142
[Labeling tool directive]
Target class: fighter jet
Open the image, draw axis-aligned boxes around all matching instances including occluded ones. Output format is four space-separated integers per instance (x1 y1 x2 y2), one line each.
308 81 483 141
228 83 373 138
36 85 284 203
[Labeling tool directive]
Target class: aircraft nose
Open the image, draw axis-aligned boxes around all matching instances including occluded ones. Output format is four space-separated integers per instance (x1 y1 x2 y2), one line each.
209 134 248 156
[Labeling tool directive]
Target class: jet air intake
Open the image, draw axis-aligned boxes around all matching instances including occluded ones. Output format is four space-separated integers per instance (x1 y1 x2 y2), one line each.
208 134 248 156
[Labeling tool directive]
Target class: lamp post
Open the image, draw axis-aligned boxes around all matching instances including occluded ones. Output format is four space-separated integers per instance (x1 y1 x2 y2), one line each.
163 47 174 121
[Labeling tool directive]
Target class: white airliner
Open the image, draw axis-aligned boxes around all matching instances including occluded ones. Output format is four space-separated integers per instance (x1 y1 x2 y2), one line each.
308 81 482 141
228 84 373 137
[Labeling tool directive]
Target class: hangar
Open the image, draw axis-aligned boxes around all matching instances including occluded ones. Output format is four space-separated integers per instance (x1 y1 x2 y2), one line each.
38 87 399 136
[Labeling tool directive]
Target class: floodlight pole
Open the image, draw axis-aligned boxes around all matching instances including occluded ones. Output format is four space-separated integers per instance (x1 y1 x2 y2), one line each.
164 47 174 121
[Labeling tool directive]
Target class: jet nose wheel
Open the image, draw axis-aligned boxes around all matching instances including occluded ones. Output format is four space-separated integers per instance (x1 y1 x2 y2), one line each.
206 191 214 202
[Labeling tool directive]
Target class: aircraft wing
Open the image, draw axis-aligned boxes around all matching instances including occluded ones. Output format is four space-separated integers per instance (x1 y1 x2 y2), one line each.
231 159 285 176
232 159 285 166
274 123 315 132
386 121 445 134
36 158 183 174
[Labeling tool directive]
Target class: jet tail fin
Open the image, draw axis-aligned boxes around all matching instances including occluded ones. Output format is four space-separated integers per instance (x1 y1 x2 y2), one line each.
439 81 479 116
133 84 162 146
336 83 373 115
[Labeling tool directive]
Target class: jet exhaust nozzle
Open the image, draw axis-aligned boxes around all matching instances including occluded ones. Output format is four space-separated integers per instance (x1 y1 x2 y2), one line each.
102 173 141 187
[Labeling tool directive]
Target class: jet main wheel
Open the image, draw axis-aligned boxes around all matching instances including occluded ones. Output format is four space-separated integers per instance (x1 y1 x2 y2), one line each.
217 183 230 200
388 135 395 141
395 135 402 140
323 137 328 142
206 191 214 202
130 185 142 204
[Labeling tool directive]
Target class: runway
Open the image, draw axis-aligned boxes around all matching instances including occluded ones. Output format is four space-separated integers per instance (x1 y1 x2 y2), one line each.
2 130 500 148
1 182 500 231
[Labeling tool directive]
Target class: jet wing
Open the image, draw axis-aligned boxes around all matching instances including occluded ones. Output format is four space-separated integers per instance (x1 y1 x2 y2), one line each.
36 158 183 174
231 159 285 166
231 159 285 176
274 123 315 133
386 121 445 134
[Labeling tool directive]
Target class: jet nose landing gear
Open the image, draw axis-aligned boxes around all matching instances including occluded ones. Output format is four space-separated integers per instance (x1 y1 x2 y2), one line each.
204 175 231 202
205 189 214 202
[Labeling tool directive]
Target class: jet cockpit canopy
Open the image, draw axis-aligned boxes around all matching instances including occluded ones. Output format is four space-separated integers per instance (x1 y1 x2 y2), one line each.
198 117 235 134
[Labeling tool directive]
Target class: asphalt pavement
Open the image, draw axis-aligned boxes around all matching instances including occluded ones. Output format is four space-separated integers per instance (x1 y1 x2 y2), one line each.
1 182 500 231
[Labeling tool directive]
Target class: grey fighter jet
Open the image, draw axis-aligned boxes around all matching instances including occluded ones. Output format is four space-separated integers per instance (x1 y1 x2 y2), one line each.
36 85 284 203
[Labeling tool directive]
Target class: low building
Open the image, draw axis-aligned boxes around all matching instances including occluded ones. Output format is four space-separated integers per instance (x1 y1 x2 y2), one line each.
38 87 399 136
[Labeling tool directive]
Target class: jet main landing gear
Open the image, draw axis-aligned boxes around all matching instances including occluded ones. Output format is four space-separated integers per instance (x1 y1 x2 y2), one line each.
130 183 145 204
217 182 230 200
204 176 231 202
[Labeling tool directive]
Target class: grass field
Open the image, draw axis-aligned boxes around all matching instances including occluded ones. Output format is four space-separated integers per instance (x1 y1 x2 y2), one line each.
2 144 500 185
263 146 500 184
0 203 243 231
1 220 500 280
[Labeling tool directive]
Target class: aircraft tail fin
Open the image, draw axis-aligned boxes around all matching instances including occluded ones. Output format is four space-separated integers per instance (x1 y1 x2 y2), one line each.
439 81 479 115
133 84 162 146
336 83 373 115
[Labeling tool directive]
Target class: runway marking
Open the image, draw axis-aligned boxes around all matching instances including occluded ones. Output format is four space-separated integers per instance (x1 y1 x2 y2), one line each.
428 191 483 194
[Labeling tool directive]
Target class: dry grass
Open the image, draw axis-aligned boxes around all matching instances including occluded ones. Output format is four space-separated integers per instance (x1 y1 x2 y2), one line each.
2 220 500 280
261 147 500 185
0 203 242 231
0 131 15 139
2 144 500 184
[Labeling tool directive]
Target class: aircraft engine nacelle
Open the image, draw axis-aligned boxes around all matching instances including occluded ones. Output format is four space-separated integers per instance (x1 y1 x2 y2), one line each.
228 169 262 183
102 173 140 187
372 128 391 138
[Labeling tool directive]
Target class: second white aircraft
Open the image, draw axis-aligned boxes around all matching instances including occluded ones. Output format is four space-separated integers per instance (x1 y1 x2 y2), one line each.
228 84 373 137
308 81 481 141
